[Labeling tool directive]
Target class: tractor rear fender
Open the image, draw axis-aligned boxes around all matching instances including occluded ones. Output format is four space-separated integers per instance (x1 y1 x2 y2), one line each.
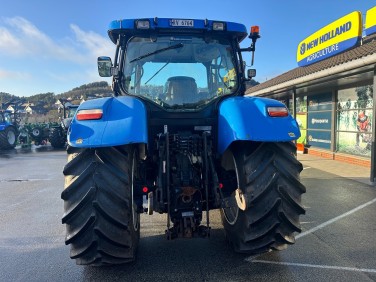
68 96 147 148
218 97 301 154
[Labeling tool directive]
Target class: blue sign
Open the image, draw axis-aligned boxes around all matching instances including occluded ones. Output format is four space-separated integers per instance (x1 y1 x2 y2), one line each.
307 130 331 150
308 93 332 111
308 111 332 130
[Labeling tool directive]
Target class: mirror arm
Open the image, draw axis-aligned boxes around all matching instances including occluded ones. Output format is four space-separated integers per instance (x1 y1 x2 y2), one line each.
240 27 260 66
239 46 254 52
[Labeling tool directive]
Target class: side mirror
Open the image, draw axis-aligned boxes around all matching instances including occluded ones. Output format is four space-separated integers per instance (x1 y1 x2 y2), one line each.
98 56 115 77
247 69 256 79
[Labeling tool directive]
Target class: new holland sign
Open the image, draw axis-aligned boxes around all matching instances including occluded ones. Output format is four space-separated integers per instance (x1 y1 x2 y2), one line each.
297 11 362 67
365 6 376 36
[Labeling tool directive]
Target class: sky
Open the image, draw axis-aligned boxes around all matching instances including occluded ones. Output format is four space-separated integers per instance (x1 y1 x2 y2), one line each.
1 0 375 97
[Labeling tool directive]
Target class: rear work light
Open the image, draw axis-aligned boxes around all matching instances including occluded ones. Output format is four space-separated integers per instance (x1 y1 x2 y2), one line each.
76 109 103 120
213 22 225 31
136 20 150 29
267 106 289 117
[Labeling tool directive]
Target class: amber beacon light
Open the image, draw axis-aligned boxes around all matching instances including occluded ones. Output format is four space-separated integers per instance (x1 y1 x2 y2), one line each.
250 25 260 35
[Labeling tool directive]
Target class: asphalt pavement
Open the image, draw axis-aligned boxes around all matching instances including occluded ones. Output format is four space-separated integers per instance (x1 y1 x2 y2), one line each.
0 147 376 282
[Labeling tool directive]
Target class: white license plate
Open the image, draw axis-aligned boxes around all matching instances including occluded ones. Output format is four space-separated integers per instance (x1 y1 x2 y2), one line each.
170 19 194 27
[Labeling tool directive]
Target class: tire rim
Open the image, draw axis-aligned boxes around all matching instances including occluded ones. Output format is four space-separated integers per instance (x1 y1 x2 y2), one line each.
223 152 240 225
32 129 40 136
7 130 16 145
131 151 140 231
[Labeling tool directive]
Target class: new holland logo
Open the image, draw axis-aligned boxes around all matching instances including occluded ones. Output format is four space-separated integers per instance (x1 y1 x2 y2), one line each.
300 43 306 55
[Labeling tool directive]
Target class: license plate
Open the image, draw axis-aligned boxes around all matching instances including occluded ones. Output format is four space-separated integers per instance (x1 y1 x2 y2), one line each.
170 19 194 27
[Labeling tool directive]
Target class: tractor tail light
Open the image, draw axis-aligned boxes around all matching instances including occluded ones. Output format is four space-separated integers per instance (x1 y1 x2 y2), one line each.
76 109 103 120
267 107 289 117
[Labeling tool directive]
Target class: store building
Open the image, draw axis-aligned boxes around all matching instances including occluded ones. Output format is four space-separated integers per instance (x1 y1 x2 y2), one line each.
246 6 376 181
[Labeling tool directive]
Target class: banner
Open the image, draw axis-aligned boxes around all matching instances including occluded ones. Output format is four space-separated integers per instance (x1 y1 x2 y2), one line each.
297 11 362 67
365 6 376 36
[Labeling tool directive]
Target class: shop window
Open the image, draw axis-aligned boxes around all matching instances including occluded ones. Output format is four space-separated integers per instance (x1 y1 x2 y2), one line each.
336 85 373 157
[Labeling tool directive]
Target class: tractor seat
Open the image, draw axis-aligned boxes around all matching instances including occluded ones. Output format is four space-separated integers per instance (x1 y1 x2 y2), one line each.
165 76 197 105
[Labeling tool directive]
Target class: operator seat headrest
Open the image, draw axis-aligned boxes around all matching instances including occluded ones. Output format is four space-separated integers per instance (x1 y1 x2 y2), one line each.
165 76 197 104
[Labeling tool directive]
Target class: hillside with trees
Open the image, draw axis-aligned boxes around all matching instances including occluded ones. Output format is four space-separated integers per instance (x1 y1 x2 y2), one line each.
0 81 113 123
0 81 112 108
56 81 112 102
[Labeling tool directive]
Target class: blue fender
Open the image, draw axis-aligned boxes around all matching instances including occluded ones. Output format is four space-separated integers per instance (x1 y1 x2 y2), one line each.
68 96 147 148
218 97 301 154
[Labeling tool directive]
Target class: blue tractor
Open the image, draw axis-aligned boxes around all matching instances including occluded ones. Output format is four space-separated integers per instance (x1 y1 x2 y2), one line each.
0 110 19 150
62 18 306 266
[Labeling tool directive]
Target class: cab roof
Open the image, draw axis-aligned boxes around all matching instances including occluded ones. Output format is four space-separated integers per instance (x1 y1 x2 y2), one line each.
107 18 248 44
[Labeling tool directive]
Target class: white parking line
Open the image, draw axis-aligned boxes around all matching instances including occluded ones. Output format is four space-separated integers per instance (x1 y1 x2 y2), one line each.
296 197 376 239
245 197 376 270
251 260 376 274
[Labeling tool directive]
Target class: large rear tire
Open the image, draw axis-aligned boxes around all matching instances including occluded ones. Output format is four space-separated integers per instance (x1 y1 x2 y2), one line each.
0 127 17 149
62 145 140 266
49 127 66 148
221 141 306 254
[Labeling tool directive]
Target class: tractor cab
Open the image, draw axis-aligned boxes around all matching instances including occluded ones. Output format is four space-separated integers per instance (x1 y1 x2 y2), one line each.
0 110 12 124
98 18 259 111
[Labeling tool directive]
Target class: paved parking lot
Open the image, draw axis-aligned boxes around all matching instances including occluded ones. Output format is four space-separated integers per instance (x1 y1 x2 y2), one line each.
246 153 376 281
0 147 376 281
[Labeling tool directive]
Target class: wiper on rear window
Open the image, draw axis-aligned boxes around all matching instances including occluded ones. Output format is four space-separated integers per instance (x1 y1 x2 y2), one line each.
130 43 184 63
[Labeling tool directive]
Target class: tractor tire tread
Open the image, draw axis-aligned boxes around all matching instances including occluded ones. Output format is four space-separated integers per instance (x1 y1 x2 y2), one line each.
62 145 139 266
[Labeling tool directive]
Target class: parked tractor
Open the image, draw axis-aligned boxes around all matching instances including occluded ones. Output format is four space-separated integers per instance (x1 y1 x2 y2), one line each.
49 104 78 148
0 110 20 150
62 18 306 266
27 122 54 146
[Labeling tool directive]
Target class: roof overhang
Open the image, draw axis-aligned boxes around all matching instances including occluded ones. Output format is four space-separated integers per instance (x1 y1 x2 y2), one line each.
248 52 376 97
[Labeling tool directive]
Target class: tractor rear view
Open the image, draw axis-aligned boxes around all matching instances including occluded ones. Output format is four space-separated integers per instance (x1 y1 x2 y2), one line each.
61 18 306 266
0 110 19 150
